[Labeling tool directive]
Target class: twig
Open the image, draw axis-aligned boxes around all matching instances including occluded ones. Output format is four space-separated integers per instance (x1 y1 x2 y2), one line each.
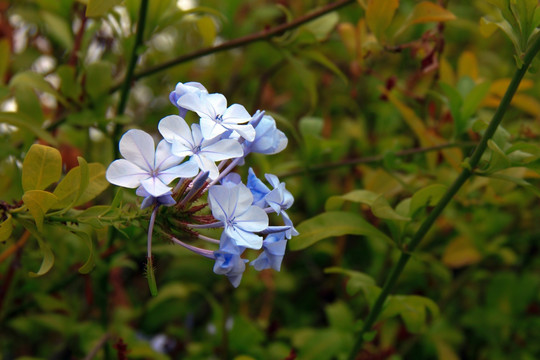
83 332 111 360
0 230 30 264
278 142 477 178
110 0 356 90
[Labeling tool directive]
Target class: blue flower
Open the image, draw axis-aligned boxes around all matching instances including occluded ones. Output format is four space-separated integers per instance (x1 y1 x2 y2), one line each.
159 115 244 180
208 182 268 249
136 187 176 209
106 129 199 197
213 249 248 288
251 231 287 271
243 113 288 155
169 81 208 118
177 92 255 141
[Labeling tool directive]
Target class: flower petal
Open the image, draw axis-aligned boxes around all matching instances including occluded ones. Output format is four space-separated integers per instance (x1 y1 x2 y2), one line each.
158 159 199 184
158 115 194 148
222 104 251 124
140 176 172 197
200 117 226 140
225 226 263 249
119 129 155 172
200 139 243 161
235 205 269 232
106 159 149 188
154 139 184 171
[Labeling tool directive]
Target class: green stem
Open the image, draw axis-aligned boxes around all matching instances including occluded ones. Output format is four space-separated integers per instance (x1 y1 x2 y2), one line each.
348 34 540 359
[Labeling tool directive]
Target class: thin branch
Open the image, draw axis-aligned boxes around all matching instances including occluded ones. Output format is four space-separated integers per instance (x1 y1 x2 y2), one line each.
110 0 356 91
348 32 540 359
278 142 477 178
0 230 30 264
83 332 111 360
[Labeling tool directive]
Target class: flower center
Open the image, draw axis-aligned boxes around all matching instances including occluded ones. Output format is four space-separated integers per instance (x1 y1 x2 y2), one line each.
216 114 224 122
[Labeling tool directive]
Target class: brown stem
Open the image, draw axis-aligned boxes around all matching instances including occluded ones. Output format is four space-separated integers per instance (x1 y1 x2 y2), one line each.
110 0 356 91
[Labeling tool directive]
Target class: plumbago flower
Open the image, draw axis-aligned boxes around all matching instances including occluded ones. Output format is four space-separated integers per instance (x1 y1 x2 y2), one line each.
106 81 298 291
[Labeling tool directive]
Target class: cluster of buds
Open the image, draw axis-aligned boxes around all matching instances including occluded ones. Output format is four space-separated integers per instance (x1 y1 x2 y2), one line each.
106 82 297 287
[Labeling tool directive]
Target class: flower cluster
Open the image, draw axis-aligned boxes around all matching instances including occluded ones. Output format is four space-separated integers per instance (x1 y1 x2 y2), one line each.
106 82 297 288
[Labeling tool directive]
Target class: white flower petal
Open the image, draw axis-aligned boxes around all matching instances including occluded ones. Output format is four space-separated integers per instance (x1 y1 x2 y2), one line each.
154 140 183 170
158 115 193 148
200 139 243 161
235 205 269 232
140 176 172 197
177 92 216 119
194 154 220 179
226 124 255 142
225 226 263 249
206 93 227 114
200 117 226 140
106 159 149 188
222 104 251 124
119 129 155 172
159 159 199 184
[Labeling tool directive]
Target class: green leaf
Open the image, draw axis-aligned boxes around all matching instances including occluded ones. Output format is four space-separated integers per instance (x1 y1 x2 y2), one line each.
10 71 69 107
197 15 216 47
325 267 381 302
325 190 409 221
20 220 55 277
299 116 323 139
86 0 124 17
57 65 82 100
0 39 9 85
22 190 58 231
302 50 348 84
303 11 339 41
71 230 95 274
405 2 456 25
381 295 439 333
439 82 463 134
84 62 113 100
41 10 73 49
366 0 399 43
488 173 540 197
409 184 448 218
325 189 379 211
0 213 13 242
482 140 511 174
22 144 62 192
460 81 491 121
290 211 392 251
0 112 58 146
52 162 108 210
371 195 411 221
14 84 44 123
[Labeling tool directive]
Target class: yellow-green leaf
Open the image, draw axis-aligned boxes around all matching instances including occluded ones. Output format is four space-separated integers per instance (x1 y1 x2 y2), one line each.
10 71 69 107
406 2 456 25
72 230 95 274
410 184 447 217
20 219 55 277
366 0 399 43
86 0 124 17
0 112 58 146
197 15 216 47
22 190 58 231
52 162 108 210
22 144 62 192
0 213 13 242
442 236 482 268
